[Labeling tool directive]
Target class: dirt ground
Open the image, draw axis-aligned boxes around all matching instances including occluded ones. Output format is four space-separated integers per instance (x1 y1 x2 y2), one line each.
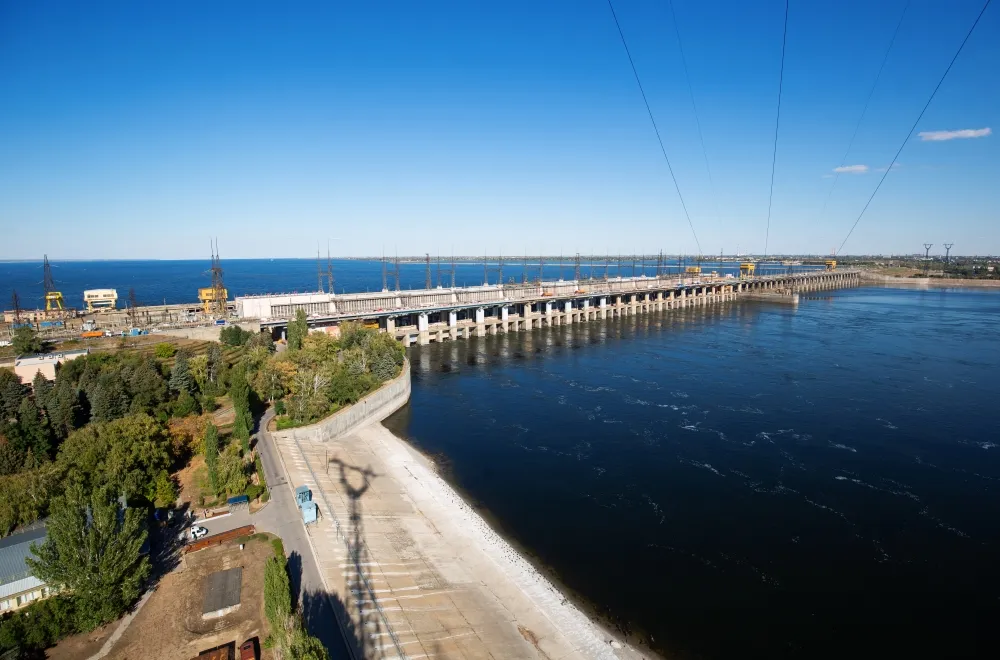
107 536 274 660
46 620 120 660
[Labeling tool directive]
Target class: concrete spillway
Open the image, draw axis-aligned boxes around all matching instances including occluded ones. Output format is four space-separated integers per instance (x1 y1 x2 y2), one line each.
241 270 861 346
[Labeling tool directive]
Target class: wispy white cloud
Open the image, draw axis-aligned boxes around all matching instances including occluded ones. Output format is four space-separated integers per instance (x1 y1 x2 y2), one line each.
875 163 902 172
833 164 869 174
917 127 991 141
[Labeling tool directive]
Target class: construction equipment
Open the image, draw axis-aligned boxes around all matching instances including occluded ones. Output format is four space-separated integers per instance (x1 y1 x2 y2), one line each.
825 259 837 271
43 255 65 311
685 266 702 275
198 287 228 315
740 262 756 278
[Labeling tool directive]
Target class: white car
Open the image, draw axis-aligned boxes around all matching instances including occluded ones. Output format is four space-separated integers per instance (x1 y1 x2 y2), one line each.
189 526 209 541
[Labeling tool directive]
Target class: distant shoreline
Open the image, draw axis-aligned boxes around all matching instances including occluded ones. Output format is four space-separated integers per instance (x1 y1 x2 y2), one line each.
863 274 1000 288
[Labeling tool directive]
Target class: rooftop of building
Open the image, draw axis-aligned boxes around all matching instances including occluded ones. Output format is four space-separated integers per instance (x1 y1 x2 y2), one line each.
14 349 89 365
0 521 47 592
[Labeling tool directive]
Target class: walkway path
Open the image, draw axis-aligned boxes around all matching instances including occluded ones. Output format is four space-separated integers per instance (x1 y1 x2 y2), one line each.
272 421 636 660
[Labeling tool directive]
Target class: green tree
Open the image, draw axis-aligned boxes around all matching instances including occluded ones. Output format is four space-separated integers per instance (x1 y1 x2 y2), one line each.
0 369 27 422
27 484 150 629
206 344 223 388
216 443 248 495
32 371 53 409
169 351 194 394
17 396 52 459
230 364 253 453
203 422 220 494
290 626 330 660
57 414 172 503
12 326 43 355
88 372 130 422
153 342 176 359
287 309 308 351
47 378 82 439
264 554 292 648
153 469 178 508
0 435 23 476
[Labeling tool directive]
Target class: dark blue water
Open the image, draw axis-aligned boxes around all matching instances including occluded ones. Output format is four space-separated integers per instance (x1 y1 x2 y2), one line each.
0 258 816 310
385 286 1000 658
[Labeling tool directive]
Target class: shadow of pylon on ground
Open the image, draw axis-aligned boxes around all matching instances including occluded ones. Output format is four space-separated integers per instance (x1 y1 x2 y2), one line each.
327 455 407 659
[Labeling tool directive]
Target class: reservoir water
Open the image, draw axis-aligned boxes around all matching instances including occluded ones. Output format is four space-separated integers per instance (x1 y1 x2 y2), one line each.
385 286 1000 658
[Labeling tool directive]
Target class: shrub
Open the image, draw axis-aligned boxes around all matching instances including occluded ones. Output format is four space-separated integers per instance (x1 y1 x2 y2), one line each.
274 400 286 416
153 343 176 359
0 595 81 653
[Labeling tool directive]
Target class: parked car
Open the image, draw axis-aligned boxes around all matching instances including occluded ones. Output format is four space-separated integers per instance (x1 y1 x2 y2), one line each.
189 525 209 541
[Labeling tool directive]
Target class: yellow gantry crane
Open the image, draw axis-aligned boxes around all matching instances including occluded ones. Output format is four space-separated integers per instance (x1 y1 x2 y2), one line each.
43 255 65 311
739 262 756 279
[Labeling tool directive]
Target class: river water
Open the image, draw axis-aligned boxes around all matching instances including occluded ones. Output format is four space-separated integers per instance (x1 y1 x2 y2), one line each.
385 286 1000 658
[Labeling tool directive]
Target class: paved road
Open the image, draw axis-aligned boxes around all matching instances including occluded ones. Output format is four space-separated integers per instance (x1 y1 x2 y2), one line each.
198 408 351 660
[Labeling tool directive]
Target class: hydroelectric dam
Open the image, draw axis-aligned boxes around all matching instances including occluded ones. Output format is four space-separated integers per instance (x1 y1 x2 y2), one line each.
237 268 860 346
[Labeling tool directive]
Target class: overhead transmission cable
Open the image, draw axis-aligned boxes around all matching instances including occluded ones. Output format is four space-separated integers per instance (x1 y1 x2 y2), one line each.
837 0 992 255
820 1 910 220
605 0 702 255
666 0 720 231
763 0 789 259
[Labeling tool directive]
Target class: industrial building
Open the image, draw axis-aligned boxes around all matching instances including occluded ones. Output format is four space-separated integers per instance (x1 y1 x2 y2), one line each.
0 522 52 614
83 288 118 311
14 349 89 385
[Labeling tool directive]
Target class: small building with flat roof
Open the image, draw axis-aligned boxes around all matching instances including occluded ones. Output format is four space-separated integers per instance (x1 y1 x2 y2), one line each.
0 522 51 613
202 567 242 620
13 349 89 385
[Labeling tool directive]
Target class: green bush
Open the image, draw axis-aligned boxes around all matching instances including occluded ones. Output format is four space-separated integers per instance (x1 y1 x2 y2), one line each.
245 484 263 501
274 400 286 416
261 490 270 503
271 537 285 559
153 343 176 359
0 595 80 654
275 416 298 431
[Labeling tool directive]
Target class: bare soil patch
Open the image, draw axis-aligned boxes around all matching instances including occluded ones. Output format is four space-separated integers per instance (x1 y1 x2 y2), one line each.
107 536 274 660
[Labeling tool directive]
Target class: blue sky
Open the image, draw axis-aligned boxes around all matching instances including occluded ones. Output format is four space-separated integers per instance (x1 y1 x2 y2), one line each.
0 0 996 259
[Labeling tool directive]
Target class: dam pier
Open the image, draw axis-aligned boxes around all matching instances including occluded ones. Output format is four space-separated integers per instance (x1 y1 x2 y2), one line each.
238 269 860 345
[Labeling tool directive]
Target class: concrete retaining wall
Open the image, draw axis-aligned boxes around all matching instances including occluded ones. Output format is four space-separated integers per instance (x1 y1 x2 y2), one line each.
272 360 411 444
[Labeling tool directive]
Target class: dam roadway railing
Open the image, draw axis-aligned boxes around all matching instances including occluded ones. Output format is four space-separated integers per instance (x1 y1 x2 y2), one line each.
243 269 861 346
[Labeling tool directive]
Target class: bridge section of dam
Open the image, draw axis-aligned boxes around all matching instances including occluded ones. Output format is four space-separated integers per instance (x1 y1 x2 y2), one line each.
239 269 860 346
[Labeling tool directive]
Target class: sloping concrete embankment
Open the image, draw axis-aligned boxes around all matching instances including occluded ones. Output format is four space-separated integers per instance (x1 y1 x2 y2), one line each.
270 361 639 660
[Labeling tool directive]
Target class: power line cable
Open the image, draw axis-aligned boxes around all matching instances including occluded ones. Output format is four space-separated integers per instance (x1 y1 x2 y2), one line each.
666 0 720 230
838 0 992 255
605 0 702 255
820 1 910 219
763 0 789 259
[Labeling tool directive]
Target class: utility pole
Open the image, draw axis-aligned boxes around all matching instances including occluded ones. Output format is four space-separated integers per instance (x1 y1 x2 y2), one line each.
317 248 323 293
944 243 954 264
436 254 442 288
210 239 226 317
538 254 545 283
327 243 334 294
574 253 581 281
394 254 401 291
426 253 432 289
11 291 21 325
923 243 933 276
381 254 388 292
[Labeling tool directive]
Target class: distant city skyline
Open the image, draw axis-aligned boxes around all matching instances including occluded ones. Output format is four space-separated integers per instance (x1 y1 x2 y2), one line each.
1 1 996 259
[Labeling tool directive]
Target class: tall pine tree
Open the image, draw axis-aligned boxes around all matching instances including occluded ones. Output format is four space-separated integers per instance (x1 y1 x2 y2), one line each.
169 351 194 394
203 422 220 493
27 484 150 629
229 364 252 453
